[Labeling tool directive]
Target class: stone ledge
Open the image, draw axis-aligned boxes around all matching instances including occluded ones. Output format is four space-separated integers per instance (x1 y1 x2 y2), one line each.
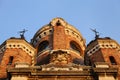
8 66 92 76
31 71 91 76
93 67 118 73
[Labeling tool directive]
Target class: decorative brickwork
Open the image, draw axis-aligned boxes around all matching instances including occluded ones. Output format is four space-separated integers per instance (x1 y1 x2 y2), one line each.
0 18 119 80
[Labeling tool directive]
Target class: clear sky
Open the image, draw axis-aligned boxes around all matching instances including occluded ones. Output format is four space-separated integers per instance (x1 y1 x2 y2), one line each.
0 0 120 44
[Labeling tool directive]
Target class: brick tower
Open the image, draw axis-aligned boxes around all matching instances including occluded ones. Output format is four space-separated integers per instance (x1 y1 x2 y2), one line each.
0 38 35 78
85 37 120 79
85 37 120 66
31 17 86 65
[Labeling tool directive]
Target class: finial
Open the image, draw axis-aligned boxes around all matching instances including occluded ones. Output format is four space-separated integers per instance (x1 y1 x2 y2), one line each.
90 28 99 39
18 29 28 39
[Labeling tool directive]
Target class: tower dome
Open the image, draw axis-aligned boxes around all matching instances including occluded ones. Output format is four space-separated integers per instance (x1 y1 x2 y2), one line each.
31 17 86 65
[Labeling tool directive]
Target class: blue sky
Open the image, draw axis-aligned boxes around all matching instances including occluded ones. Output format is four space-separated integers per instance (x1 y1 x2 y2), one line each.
0 0 120 44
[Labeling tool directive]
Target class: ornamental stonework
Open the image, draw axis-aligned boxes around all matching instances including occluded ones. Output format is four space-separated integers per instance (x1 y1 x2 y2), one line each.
50 50 71 65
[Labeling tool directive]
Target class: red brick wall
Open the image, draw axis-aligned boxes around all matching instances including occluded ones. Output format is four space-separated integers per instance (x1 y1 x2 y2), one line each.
101 48 120 65
0 48 32 78
66 35 84 56
89 49 104 65
53 26 66 50
89 48 120 66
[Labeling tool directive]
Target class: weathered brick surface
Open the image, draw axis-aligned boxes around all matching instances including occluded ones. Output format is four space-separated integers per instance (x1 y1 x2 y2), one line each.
89 48 120 66
0 48 32 78
101 48 120 65
89 49 104 65
66 35 85 56
53 25 66 49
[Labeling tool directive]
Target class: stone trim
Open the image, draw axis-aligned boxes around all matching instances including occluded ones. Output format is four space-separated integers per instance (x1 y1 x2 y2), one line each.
8 66 92 76
6 43 34 56
69 49 81 56
42 67 83 71
50 49 69 54
33 28 53 46
65 28 83 41
94 62 109 68
50 17 67 27
87 44 100 56
0 39 36 65
50 49 83 59
65 29 84 42
87 42 120 56
37 49 50 58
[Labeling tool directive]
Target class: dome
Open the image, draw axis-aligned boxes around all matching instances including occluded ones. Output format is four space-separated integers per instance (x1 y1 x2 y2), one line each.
31 17 86 65
31 17 86 48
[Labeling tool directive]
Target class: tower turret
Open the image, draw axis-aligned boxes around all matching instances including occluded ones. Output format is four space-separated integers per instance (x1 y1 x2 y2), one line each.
31 17 86 65
85 37 120 66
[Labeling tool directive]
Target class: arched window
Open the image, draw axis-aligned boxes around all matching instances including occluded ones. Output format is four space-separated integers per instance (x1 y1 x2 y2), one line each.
109 56 117 65
70 41 81 53
38 41 49 52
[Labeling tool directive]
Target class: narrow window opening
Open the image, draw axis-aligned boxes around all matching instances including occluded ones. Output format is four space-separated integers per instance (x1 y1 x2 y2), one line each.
109 56 117 65
8 56 14 65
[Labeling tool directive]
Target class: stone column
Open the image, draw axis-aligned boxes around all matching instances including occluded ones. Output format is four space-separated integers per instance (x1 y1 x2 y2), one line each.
11 75 28 80
99 74 116 80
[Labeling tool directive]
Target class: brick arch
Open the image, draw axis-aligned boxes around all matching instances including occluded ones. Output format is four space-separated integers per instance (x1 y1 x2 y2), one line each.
37 40 49 53
69 40 83 55
35 35 50 48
